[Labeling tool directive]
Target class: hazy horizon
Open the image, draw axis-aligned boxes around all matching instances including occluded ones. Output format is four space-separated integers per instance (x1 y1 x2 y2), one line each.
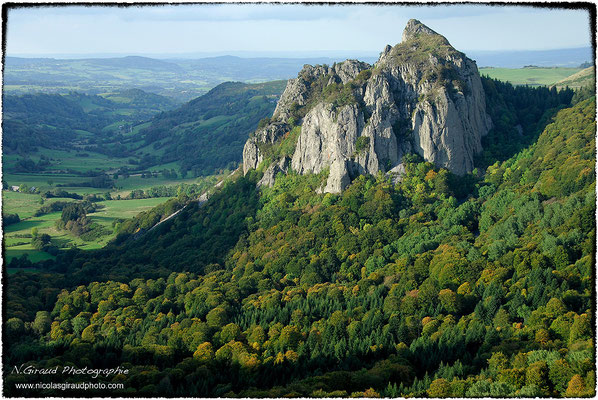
6 3 593 58
5 45 594 61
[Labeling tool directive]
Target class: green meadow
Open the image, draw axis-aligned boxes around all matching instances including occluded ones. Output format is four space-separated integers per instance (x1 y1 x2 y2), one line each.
479 67 582 87
3 194 172 261
2 191 53 219
3 150 134 175
4 164 210 196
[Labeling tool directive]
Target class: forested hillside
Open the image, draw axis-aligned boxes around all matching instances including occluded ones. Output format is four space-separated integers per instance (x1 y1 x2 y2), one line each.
3 93 111 154
138 81 286 175
2 91 176 155
4 77 595 397
3 81 285 182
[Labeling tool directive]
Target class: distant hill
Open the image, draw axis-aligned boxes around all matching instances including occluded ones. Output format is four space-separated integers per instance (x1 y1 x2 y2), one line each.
5 48 592 101
553 66 595 89
172 55 368 82
5 55 183 72
1 80 286 175
84 56 185 72
99 88 178 119
2 89 178 155
4 55 348 102
3 93 92 154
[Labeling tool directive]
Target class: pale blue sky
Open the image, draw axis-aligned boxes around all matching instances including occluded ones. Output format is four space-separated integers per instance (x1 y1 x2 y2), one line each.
5 3 593 57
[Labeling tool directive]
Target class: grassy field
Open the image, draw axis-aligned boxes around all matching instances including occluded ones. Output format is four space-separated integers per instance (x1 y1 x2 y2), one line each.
5 249 55 264
91 197 171 230
2 191 52 219
2 170 219 264
3 194 172 261
111 174 208 195
479 67 582 87
4 209 66 262
3 173 105 193
4 167 210 196
3 149 135 174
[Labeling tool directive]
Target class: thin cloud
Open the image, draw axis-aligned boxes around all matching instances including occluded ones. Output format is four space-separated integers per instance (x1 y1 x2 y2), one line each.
9 4 358 23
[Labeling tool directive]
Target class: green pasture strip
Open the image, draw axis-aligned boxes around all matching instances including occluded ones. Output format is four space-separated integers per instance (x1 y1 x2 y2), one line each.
2 191 43 219
479 67 582 87
4 248 55 263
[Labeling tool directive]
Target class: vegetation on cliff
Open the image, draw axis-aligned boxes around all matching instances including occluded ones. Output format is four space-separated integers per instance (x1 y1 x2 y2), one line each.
4 77 595 396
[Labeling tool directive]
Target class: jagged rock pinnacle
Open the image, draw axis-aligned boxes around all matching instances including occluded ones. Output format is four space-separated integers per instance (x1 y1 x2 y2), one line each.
402 19 441 42
242 19 492 192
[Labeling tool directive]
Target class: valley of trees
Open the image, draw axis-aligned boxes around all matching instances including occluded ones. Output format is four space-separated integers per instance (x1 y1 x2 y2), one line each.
139 81 286 175
2 91 176 156
3 81 285 178
3 77 595 397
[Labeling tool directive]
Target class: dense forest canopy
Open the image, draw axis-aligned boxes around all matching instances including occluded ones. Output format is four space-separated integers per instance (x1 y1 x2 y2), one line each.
3 74 595 397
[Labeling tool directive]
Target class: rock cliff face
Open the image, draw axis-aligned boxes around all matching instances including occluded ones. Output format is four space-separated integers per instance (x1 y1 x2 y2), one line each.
242 19 492 192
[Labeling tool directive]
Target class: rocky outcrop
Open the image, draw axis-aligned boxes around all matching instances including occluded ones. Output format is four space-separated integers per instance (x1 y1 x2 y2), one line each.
242 139 263 175
258 157 290 188
324 158 351 193
291 103 362 175
387 163 406 185
402 18 441 42
273 60 370 122
242 122 288 174
242 19 492 192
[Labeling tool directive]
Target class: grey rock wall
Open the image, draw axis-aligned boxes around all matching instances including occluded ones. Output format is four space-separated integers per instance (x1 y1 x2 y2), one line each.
242 19 492 192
